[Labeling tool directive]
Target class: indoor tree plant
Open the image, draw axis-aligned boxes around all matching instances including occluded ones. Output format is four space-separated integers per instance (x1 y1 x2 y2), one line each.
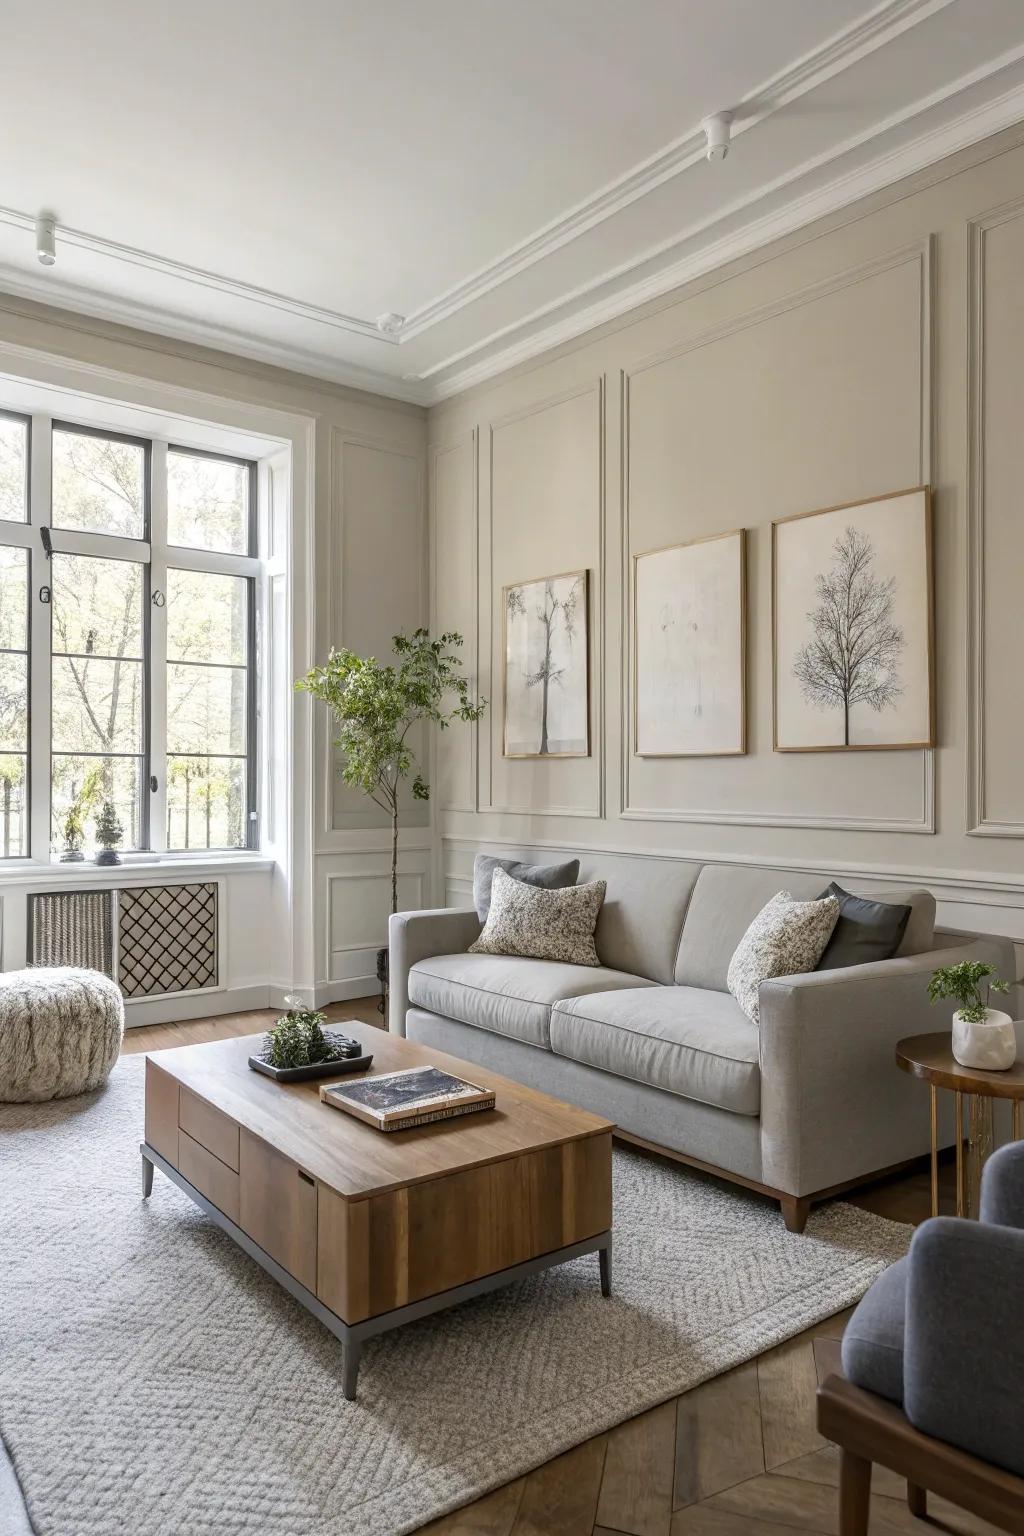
298 629 485 1004
928 959 1015 1070
94 800 124 866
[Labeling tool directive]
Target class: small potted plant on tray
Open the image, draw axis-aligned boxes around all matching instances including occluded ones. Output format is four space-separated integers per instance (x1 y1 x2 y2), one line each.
250 998 370 1082
928 960 1015 1070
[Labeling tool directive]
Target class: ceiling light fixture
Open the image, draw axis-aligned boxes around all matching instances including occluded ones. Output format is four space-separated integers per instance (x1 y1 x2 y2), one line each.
701 113 732 163
36 214 57 266
376 311 405 336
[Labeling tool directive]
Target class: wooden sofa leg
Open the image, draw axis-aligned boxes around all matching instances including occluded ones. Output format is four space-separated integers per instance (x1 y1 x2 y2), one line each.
907 1482 927 1517
839 1448 872 1536
780 1195 811 1233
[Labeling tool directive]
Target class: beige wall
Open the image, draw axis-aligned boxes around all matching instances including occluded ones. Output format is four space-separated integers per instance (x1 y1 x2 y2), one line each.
0 292 428 998
428 124 1024 957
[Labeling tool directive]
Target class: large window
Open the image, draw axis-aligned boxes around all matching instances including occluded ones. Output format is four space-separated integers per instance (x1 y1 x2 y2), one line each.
0 414 259 860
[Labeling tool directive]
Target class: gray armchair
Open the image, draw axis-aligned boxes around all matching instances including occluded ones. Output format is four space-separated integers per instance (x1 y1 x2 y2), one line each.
818 1140 1024 1533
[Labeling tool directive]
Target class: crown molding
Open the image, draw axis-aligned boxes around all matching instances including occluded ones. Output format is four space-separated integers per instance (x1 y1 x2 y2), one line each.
0 261 430 405
424 70 1024 401
400 0 952 341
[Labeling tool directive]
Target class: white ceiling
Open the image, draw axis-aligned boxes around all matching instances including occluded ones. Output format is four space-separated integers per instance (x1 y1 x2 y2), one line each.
2 0 1023 404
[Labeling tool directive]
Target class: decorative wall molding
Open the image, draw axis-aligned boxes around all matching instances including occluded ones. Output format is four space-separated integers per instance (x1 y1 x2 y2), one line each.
426 73 1024 401
401 0 951 345
480 379 605 819
429 427 479 814
966 195 1024 837
618 239 936 834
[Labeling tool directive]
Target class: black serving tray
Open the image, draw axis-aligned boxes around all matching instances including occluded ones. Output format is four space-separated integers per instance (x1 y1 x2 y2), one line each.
248 1052 374 1083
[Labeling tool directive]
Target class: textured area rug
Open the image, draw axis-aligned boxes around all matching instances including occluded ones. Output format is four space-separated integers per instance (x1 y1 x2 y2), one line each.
0 1056 908 1536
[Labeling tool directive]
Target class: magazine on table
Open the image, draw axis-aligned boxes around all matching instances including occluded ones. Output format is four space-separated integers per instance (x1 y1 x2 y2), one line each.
320 1064 495 1131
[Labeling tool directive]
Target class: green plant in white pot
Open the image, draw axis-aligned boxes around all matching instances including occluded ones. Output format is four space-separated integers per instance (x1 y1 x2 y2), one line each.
928 960 1015 1070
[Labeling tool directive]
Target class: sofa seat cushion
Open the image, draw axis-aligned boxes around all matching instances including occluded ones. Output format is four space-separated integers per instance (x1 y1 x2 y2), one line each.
840 1255 906 1406
550 987 761 1115
407 954 656 1050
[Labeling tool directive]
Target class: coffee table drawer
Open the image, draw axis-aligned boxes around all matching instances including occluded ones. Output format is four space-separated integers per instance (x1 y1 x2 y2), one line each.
239 1129 317 1291
179 1086 240 1171
178 1130 240 1223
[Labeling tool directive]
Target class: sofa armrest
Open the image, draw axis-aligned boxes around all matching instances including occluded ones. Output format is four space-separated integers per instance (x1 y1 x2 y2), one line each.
387 907 482 1035
980 1141 1024 1230
905 1217 1024 1477
758 936 1014 1195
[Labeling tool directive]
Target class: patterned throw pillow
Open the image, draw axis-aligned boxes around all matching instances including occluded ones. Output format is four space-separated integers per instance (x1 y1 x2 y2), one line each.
727 891 840 1024
469 866 607 967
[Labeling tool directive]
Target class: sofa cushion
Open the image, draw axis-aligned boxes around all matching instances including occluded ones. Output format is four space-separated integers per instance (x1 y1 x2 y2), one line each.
856 887 935 957
472 852 580 921
577 855 701 984
550 986 761 1115
469 868 606 966
408 953 655 1050
816 882 911 970
841 1256 906 1405
727 891 839 1024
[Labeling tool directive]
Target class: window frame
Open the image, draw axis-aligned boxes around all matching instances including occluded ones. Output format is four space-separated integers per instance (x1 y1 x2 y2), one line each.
0 411 260 864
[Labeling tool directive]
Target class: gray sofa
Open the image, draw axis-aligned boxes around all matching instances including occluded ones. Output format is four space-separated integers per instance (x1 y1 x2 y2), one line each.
388 853 1016 1231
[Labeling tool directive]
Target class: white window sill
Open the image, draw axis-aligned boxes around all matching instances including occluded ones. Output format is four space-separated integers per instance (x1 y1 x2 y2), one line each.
0 852 275 889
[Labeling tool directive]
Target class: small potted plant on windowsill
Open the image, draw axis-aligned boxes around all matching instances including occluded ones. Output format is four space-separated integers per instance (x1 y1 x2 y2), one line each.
928 960 1016 1070
94 801 124 866
59 806 86 863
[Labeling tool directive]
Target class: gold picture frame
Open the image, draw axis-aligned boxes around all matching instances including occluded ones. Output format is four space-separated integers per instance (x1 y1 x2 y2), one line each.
772 485 935 752
633 528 747 757
502 568 590 759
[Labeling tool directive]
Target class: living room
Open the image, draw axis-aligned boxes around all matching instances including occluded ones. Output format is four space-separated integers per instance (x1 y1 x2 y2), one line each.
2 4 1024 1534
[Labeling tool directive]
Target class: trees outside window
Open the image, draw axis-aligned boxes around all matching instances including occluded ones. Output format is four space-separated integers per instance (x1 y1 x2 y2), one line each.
0 413 258 860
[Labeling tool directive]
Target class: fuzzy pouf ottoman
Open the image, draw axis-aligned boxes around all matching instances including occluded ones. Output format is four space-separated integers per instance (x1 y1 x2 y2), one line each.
0 968 124 1102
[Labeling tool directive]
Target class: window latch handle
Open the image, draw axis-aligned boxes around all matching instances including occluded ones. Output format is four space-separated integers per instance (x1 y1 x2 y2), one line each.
149 775 158 793
40 526 52 561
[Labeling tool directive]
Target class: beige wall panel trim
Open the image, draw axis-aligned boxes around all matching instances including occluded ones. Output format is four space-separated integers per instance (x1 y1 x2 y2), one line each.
429 427 479 814
325 863 428 959
966 195 1024 837
482 379 605 819
620 238 935 833
321 426 427 845
440 833 1024 916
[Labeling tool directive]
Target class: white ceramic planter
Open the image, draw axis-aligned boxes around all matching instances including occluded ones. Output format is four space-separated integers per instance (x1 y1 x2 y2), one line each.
951 1008 1017 1071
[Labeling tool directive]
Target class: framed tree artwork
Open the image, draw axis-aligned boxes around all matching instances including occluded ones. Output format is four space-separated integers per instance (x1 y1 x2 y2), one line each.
503 569 589 757
633 529 746 756
773 486 934 752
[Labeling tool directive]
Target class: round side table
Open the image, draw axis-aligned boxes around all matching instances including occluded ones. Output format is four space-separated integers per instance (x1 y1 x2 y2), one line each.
896 1031 1024 1218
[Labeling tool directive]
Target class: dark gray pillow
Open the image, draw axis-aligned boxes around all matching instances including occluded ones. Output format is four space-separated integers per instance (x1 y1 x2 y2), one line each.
815 881 911 970
472 853 580 921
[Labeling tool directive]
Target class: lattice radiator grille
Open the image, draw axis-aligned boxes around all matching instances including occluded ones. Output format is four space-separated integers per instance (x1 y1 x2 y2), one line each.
26 882 218 999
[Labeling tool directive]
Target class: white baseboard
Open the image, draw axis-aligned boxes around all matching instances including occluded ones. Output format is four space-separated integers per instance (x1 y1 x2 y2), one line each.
122 983 271 1030
314 976 382 1008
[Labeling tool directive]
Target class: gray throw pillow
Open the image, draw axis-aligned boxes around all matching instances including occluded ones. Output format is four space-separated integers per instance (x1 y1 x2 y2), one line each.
472 853 580 921
815 882 911 970
469 867 606 966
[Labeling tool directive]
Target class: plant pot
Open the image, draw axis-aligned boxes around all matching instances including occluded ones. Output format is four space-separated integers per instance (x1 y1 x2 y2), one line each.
951 1008 1017 1071
59 849 85 863
94 848 122 866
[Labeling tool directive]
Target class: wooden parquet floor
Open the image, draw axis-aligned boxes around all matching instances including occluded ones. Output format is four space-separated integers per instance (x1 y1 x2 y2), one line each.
125 1006 992 1536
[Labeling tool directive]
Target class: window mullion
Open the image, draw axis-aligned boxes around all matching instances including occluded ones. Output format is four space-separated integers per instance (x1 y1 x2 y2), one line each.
148 441 168 852
28 415 52 861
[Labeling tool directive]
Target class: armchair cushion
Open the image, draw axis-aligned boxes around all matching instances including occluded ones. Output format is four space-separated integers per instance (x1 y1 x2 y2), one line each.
840 1255 907 1406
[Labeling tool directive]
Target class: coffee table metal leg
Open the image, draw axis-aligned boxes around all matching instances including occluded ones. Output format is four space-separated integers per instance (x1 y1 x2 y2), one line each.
342 1340 362 1401
142 1151 154 1199
599 1239 612 1297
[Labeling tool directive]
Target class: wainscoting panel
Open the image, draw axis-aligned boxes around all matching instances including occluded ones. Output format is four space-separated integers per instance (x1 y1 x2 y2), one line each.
967 198 1024 836
622 242 934 833
482 382 604 820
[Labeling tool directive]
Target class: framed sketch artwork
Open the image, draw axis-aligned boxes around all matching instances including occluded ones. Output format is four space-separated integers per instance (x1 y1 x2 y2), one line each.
503 569 590 758
773 486 934 752
634 529 746 756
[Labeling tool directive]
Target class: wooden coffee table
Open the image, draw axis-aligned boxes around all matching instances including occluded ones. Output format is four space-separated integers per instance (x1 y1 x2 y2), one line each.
141 1021 613 1397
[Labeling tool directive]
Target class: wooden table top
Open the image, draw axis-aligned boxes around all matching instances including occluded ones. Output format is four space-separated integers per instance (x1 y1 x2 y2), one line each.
146 1019 612 1200
896 1031 1024 1098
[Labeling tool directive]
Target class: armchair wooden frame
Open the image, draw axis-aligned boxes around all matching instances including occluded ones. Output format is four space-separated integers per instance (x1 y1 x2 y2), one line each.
817 1374 1024 1536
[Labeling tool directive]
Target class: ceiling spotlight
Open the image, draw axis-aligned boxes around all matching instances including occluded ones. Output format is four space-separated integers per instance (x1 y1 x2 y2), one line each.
36 214 57 266
376 311 405 336
701 113 732 164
